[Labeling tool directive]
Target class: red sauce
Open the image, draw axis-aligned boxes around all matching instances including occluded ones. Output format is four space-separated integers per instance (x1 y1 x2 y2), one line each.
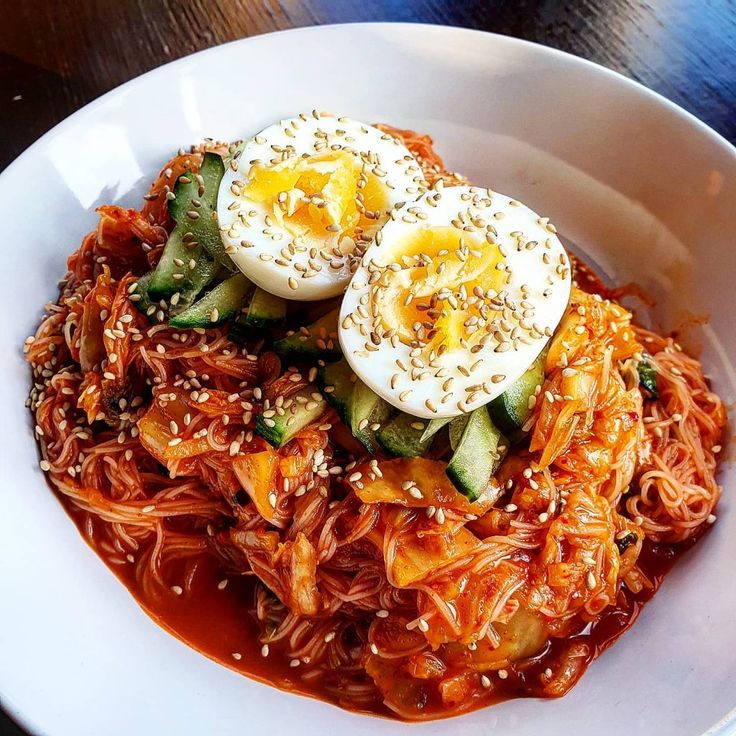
62 500 701 719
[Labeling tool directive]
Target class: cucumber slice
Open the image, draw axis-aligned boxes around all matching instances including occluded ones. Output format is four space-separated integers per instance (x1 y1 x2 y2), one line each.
273 308 341 360
167 173 198 224
318 358 355 422
449 414 468 451
488 349 546 438
186 211 233 271
229 287 287 342
419 417 453 444
243 288 287 329
169 273 252 329
348 382 393 453
168 153 223 219
227 315 251 345
199 152 225 210
129 272 156 320
166 153 233 270
255 387 326 448
148 227 218 301
638 358 659 399
446 407 506 501
377 413 435 457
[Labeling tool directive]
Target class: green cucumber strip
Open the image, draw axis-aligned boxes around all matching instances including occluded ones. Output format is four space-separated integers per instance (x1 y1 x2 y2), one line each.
243 288 287 329
167 153 224 221
446 407 506 501
169 273 252 329
449 414 469 451
129 272 156 321
167 153 233 270
349 381 393 453
419 417 453 444
227 315 251 345
167 173 199 223
199 152 225 210
488 349 547 437
638 359 659 399
148 225 218 301
273 308 341 359
255 387 326 448
318 358 355 423
377 413 435 457
187 212 233 270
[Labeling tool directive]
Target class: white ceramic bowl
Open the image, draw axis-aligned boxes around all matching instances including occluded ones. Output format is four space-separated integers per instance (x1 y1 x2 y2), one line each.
1 23 734 736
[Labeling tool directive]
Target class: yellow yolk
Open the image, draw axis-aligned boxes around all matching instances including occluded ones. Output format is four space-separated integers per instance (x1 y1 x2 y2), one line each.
371 227 505 354
243 151 388 247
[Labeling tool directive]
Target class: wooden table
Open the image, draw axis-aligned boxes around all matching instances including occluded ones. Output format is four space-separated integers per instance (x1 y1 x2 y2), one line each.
0 0 734 732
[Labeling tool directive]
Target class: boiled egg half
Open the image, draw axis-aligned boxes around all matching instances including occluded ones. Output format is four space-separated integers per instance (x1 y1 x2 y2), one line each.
217 113 427 300
339 184 572 419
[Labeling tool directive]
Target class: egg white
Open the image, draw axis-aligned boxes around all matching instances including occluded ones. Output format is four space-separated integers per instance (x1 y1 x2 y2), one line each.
339 184 572 419
217 113 427 300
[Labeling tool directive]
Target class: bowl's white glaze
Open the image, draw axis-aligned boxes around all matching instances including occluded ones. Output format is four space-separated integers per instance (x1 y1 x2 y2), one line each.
1 23 734 736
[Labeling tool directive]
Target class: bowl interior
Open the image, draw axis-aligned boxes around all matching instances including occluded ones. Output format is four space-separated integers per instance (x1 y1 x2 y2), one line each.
1 23 734 736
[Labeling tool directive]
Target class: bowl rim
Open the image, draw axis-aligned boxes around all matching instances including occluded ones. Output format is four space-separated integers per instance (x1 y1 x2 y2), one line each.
2 22 735 184
2 21 735 736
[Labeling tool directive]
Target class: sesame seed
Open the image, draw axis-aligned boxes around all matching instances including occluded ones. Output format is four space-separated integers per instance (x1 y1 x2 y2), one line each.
376 609 389 618
481 675 491 689
171 585 183 595
289 659 301 668
39 460 50 471
232 652 242 660
417 618 429 633
324 631 336 643
498 669 508 679
217 579 228 590
707 514 717 524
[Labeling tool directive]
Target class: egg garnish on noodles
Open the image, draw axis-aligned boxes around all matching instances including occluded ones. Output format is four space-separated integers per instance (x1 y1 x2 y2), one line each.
339 184 572 419
217 113 427 300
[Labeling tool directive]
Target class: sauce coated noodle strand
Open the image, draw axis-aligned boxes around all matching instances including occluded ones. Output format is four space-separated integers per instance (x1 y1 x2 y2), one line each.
24 127 726 720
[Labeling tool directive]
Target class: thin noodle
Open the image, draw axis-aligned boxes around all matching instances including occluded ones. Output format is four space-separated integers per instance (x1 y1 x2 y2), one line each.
23 129 726 720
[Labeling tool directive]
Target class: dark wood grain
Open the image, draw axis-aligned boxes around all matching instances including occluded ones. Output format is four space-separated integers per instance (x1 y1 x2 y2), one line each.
1 1 734 733
0 0 734 174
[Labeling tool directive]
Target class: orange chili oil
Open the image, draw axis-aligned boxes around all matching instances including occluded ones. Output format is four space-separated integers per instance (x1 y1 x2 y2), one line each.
46 251 702 720
63 496 698 720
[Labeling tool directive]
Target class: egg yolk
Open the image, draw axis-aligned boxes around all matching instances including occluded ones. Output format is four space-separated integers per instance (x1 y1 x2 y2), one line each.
243 151 388 249
371 226 505 354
